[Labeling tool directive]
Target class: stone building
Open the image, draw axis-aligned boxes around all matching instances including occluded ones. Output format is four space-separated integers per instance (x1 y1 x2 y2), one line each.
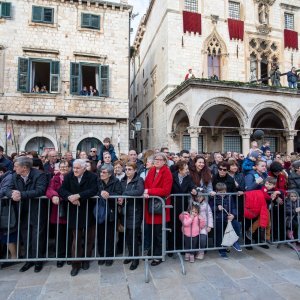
0 0 131 156
130 0 300 154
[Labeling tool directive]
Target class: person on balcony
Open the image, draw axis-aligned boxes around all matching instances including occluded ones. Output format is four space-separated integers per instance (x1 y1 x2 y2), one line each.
287 67 299 89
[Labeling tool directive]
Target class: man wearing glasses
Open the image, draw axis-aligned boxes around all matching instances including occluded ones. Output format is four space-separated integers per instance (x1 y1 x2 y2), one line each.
170 150 190 173
44 150 58 177
212 162 237 193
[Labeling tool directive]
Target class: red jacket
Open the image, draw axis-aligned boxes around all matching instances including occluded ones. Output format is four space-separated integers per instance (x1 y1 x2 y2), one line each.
46 173 67 224
268 171 287 193
144 165 173 224
244 190 269 228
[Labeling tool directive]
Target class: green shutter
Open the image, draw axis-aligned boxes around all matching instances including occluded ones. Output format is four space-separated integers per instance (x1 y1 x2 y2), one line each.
32 6 43 22
1 2 11 18
50 61 59 93
81 13 90 27
43 8 53 23
70 62 80 94
17 58 29 92
91 15 100 29
99 65 109 97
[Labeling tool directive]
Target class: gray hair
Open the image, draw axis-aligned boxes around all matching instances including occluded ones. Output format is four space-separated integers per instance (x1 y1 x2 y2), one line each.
15 156 33 169
73 159 87 169
100 164 114 176
153 152 168 163
292 160 300 170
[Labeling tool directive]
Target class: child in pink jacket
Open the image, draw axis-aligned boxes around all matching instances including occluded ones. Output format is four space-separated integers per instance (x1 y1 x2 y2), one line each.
179 202 206 263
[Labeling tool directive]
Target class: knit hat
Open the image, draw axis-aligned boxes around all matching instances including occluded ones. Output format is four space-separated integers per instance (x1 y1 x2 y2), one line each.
250 151 260 159
269 161 283 173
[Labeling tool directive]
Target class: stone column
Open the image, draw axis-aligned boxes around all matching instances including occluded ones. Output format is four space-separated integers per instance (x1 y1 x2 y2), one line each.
284 131 297 155
188 126 201 153
239 129 252 155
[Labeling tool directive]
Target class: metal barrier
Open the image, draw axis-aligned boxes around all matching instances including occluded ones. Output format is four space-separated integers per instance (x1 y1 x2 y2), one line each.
0 196 167 283
0 192 299 281
166 192 300 275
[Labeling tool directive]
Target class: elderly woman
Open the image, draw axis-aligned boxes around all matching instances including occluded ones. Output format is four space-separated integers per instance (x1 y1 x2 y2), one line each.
59 159 98 277
46 160 71 268
118 162 144 270
97 164 122 266
144 152 172 266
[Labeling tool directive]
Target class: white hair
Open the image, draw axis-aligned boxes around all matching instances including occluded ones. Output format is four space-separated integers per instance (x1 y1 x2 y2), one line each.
73 159 87 169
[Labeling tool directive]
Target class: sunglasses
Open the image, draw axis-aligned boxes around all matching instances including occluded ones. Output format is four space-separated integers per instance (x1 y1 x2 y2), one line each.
90 150 96 153
218 168 227 171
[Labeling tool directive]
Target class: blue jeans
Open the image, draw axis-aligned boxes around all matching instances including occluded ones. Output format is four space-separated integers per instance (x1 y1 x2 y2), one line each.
288 81 297 89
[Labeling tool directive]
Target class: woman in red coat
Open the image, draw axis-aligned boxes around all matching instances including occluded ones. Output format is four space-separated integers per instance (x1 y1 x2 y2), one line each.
46 161 71 268
144 152 172 266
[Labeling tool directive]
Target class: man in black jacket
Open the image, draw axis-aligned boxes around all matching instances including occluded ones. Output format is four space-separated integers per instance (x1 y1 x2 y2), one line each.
59 159 98 277
6 156 47 273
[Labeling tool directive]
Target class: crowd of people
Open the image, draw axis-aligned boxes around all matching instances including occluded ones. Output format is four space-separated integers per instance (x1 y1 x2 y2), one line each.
79 85 99 96
0 138 299 277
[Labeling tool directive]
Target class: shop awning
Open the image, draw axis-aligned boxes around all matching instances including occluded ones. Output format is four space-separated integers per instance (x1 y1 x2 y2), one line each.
7 115 56 122
67 118 116 124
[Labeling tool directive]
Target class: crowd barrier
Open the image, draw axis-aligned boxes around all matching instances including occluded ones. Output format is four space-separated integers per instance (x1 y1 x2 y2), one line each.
0 192 299 282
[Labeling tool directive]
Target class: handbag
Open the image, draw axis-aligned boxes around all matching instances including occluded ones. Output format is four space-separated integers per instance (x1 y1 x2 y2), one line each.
148 197 165 215
221 220 239 247
0 198 17 230
93 196 115 224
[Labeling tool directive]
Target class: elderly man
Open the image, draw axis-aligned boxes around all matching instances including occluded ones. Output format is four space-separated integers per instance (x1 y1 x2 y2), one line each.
59 159 98 277
6 157 47 273
43 150 58 176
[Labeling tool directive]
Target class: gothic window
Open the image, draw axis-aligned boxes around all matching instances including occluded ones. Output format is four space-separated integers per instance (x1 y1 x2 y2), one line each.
229 1 240 20
207 37 222 79
184 0 198 12
284 13 294 30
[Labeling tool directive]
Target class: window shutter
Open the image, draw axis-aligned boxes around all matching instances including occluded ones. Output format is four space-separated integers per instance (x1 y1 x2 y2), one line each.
32 6 43 22
70 62 80 94
91 15 100 29
50 61 59 93
1 2 11 18
43 8 53 23
99 65 109 97
81 13 90 27
17 58 29 92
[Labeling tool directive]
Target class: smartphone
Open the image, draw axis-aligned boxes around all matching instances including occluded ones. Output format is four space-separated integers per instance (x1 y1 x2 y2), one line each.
254 174 260 179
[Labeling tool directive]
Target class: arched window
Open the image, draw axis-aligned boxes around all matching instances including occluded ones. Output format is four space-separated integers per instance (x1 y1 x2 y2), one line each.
207 37 222 79
184 0 198 12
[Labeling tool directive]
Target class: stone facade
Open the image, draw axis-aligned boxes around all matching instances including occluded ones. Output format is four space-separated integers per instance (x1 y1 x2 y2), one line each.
0 0 131 156
130 0 300 154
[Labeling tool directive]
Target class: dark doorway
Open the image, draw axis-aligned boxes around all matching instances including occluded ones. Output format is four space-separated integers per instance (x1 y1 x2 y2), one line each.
32 61 50 90
260 61 268 85
77 138 102 155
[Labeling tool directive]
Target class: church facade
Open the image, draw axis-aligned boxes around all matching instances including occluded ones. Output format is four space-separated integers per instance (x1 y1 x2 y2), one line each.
130 0 300 154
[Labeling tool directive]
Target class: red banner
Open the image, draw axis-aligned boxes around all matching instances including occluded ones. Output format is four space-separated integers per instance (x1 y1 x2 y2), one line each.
228 18 244 41
183 11 201 34
284 29 298 50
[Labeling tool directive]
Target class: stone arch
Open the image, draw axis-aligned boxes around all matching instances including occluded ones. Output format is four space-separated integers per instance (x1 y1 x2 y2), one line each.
248 101 292 130
73 133 103 153
292 109 300 130
20 132 58 152
168 103 191 133
194 97 248 128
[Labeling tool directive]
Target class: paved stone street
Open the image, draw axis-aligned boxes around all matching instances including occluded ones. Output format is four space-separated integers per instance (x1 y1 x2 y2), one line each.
0 245 300 300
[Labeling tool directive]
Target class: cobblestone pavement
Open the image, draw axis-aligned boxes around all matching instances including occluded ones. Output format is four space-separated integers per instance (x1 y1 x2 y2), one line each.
0 244 300 300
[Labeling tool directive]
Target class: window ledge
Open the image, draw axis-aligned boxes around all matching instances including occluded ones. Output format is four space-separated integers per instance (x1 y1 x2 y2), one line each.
69 95 107 101
77 27 103 34
28 21 57 28
22 92 58 98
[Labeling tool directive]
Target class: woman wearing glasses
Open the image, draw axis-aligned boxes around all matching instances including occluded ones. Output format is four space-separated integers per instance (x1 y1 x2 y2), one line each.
118 162 144 270
143 153 173 266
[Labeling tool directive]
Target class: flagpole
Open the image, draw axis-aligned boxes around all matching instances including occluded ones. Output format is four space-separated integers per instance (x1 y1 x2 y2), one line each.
5 116 7 154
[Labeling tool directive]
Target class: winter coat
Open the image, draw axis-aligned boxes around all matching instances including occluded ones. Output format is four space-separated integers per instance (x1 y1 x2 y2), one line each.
120 173 144 229
212 174 237 193
285 198 300 227
199 200 213 234
99 144 117 163
0 156 13 171
245 170 267 191
209 163 219 177
229 172 245 191
268 171 287 194
242 157 255 174
97 175 122 210
244 190 269 228
171 172 196 212
58 170 98 229
6 169 48 224
179 212 206 237
288 171 300 195
0 171 12 199
215 194 238 221
287 71 298 83
144 165 173 225
46 173 67 224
